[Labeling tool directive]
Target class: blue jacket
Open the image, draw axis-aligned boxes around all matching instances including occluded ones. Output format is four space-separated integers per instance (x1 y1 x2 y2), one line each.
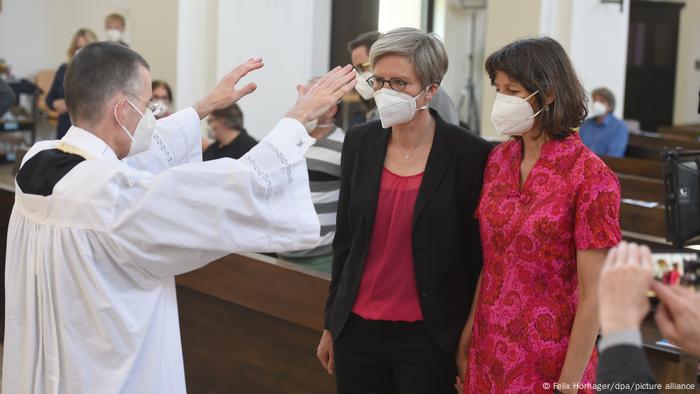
579 113 629 157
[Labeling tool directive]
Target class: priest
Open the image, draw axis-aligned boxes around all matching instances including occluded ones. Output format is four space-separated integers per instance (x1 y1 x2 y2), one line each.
3 42 355 394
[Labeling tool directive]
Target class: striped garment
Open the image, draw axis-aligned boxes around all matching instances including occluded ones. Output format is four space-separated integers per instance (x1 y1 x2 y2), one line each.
281 127 344 258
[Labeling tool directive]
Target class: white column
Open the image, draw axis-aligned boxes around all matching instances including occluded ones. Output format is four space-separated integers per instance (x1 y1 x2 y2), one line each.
216 0 332 139
175 0 219 113
566 0 630 119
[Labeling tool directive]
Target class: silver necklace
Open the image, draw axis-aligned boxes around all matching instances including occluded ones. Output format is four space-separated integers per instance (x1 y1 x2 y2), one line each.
396 141 427 160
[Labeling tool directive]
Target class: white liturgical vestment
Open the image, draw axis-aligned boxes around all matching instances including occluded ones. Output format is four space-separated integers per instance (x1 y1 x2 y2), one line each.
2 107 320 394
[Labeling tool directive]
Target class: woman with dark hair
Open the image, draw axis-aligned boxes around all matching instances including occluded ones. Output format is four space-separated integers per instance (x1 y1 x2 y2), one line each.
151 80 173 119
456 37 621 393
46 28 97 139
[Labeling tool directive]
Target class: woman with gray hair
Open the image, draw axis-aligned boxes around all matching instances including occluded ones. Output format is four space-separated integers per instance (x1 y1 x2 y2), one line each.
317 27 491 393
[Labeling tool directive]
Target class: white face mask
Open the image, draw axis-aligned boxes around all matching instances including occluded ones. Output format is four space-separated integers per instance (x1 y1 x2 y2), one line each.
115 99 156 157
153 100 169 118
354 71 375 100
490 90 544 136
374 88 428 129
106 29 123 42
589 100 608 118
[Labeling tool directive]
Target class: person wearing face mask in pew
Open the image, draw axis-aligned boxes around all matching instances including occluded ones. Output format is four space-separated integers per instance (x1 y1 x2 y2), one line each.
278 77 345 273
105 12 129 47
348 31 461 127
579 87 629 158
317 28 491 394
4 42 357 394
456 37 621 394
151 80 174 119
203 103 258 161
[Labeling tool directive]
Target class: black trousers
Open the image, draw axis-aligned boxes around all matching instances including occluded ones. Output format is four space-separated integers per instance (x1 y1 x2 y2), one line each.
333 314 456 394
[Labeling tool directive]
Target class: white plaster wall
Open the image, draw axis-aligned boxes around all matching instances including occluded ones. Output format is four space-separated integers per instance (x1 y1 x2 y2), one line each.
0 0 129 79
479 0 542 138
128 0 178 107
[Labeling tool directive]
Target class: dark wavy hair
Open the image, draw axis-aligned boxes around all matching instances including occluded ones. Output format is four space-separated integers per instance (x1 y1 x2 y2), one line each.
485 37 588 139
211 103 243 131
151 80 173 103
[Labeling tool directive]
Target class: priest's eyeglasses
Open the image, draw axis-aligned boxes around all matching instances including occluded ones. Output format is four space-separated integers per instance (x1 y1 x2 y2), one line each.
126 92 166 116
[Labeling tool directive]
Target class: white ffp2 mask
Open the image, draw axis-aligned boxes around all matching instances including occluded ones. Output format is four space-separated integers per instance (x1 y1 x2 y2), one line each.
106 29 123 42
374 88 428 129
115 99 156 157
490 90 544 136
588 101 608 118
354 71 375 100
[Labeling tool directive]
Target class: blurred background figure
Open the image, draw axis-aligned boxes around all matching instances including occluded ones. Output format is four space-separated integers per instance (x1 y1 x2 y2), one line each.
203 103 257 161
104 12 128 47
45 28 97 139
0 80 15 117
151 80 173 119
579 87 629 157
664 263 682 286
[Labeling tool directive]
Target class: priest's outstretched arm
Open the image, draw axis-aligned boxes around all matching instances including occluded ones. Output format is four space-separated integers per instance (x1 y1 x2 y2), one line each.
126 60 275 174
111 65 357 278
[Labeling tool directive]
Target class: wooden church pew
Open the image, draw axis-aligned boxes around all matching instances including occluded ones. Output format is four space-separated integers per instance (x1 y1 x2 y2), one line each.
176 254 335 394
658 124 700 141
626 133 700 160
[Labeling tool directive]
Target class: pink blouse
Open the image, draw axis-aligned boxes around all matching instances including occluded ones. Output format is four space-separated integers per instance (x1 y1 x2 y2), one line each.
352 167 424 322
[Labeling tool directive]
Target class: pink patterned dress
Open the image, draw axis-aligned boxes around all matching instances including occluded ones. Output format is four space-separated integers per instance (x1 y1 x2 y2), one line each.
465 133 622 393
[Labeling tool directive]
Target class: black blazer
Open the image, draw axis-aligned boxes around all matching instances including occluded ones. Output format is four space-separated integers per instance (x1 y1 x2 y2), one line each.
597 345 658 393
325 109 492 356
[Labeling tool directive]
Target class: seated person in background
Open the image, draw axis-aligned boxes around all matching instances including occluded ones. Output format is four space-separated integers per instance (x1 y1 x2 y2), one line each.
203 103 257 160
0 79 15 116
579 87 628 157
597 241 700 394
46 28 98 139
104 12 128 46
663 263 681 286
151 80 173 119
347 31 460 127
278 79 344 273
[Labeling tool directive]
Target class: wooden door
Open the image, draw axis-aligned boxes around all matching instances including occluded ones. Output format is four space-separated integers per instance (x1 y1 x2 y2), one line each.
624 1 684 132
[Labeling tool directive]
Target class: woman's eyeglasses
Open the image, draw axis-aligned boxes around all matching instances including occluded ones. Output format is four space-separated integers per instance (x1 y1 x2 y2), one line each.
366 76 409 92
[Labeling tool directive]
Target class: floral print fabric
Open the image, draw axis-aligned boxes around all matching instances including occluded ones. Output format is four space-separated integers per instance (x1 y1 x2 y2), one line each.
465 133 622 393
